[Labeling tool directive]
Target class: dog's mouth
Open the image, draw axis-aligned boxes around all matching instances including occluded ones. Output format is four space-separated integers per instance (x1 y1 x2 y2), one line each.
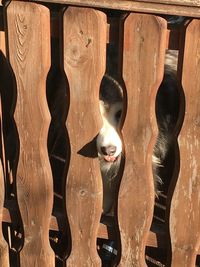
103 155 118 162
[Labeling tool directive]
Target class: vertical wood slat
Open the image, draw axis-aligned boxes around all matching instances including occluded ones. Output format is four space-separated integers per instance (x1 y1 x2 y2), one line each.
63 7 106 266
0 159 9 266
169 19 200 267
7 2 54 266
0 29 6 185
118 14 167 266
0 33 5 56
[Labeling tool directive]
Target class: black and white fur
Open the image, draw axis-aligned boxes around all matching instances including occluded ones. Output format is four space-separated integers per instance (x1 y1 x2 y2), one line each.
97 75 123 215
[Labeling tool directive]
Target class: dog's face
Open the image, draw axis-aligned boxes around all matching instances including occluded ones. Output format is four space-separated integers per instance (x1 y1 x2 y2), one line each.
97 100 123 162
97 75 123 165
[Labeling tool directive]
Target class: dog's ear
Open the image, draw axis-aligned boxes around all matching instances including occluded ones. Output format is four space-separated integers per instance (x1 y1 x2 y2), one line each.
78 135 98 158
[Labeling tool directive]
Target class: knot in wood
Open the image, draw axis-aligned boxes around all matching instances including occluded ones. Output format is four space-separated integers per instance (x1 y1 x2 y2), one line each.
79 189 87 197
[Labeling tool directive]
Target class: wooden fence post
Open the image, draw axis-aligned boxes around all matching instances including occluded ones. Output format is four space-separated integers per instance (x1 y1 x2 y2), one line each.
169 19 200 267
118 13 167 266
63 7 106 266
7 2 54 266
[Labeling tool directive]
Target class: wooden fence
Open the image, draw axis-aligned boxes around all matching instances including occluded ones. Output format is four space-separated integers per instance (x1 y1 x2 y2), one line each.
0 1 200 266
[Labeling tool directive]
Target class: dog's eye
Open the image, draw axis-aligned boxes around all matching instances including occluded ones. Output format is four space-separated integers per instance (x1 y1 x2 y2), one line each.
115 110 122 121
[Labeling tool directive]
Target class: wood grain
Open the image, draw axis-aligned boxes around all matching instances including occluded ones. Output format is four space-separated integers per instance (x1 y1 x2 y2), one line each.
0 57 6 183
32 0 200 18
7 2 54 266
169 19 200 267
63 7 106 266
0 32 5 56
118 14 167 266
138 0 200 7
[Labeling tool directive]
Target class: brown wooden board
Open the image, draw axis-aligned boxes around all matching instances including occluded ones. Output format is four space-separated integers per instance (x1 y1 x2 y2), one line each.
31 0 200 18
30 0 200 6
7 2 54 266
138 0 200 7
0 32 6 178
118 14 167 266
0 32 5 56
0 160 9 267
169 19 200 267
63 7 106 266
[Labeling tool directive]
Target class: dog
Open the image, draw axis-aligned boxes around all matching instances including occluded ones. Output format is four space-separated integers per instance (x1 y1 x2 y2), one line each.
97 75 123 215
97 50 179 216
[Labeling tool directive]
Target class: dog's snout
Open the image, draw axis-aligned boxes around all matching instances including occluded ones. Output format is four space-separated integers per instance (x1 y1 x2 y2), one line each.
101 145 117 156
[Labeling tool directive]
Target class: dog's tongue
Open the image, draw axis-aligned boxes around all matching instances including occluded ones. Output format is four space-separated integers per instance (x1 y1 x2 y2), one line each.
104 155 116 162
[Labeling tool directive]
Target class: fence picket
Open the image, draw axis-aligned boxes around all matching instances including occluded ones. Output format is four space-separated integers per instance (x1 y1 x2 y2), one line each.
63 7 106 266
7 2 54 266
169 19 200 267
118 14 167 266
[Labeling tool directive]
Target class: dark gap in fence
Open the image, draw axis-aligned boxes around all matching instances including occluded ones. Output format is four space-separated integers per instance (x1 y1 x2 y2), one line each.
146 247 166 267
196 255 200 267
0 10 25 264
97 10 127 267
47 6 70 266
0 6 4 31
112 12 128 267
0 51 17 197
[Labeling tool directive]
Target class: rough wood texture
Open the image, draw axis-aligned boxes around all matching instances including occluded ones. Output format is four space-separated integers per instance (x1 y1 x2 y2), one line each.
0 32 5 56
169 19 200 267
32 0 200 18
118 14 167 266
7 2 54 266
0 31 6 181
138 0 200 6
0 160 9 267
63 7 106 266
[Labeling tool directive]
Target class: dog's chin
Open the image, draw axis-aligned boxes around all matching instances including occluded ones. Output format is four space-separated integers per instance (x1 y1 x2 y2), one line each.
99 153 121 181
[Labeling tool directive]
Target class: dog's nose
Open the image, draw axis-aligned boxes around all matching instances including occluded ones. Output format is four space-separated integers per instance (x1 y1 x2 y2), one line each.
101 145 117 156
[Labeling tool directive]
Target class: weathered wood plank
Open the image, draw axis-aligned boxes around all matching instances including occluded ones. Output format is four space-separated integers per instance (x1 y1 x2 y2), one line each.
32 0 200 18
31 0 200 6
7 2 54 266
63 7 106 266
118 14 167 266
138 0 200 7
0 30 6 183
169 19 200 267
0 32 5 56
0 160 9 267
